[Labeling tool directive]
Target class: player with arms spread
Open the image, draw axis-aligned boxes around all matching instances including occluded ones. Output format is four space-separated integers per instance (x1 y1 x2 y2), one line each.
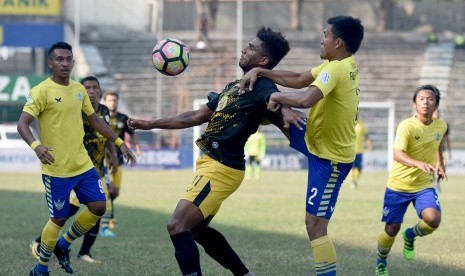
240 16 364 276
128 27 304 276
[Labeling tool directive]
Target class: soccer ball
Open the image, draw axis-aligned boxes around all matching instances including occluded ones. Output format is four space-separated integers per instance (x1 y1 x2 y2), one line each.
152 38 189 76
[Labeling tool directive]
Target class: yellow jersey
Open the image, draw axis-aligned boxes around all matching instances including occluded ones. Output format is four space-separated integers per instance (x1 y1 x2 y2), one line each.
245 131 266 157
387 116 447 193
305 55 359 163
355 121 368 154
23 78 95 177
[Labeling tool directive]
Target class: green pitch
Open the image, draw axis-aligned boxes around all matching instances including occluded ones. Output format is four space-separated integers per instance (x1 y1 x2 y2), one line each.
1 171 464 275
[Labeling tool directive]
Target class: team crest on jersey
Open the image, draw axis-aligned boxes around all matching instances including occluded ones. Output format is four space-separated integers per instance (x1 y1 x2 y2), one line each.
54 199 65 211
77 92 83 102
26 94 33 105
216 95 228 111
318 72 330 84
435 132 441 141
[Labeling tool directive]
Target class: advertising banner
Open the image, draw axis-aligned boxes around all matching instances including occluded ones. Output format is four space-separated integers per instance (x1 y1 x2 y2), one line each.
0 23 63 47
0 0 60 16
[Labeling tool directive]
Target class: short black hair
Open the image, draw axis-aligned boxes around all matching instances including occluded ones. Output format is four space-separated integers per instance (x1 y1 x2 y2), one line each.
48 42 73 59
256 27 290 69
413 84 441 105
327 16 364 54
80 76 100 87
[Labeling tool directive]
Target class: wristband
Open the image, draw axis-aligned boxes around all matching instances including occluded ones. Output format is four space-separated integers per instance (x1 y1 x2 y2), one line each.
30 141 41 150
115 137 124 147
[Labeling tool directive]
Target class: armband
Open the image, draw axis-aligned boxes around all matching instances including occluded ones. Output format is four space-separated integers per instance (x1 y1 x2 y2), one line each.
30 141 41 150
115 137 124 147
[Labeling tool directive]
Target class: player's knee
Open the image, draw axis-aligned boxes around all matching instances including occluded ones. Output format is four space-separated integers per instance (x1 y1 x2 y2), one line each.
167 221 186 236
305 216 328 239
385 223 401 236
424 216 441 229
51 217 68 227
88 202 106 217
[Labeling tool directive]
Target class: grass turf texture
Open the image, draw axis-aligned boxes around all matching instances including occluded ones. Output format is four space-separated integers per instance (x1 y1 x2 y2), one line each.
1 171 464 275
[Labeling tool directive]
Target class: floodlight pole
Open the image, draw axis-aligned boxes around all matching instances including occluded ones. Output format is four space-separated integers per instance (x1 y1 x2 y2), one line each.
236 0 243 79
73 0 80 79
155 0 164 120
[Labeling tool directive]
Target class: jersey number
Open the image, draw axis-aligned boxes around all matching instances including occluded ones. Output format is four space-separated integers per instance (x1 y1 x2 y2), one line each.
307 187 318 205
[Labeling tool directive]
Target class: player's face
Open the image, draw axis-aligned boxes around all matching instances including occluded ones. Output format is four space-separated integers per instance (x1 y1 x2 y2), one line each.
320 25 338 60
239 38 266 72
105 95 118 112
48 49 74 79
415 89 438 117
83 80 101 105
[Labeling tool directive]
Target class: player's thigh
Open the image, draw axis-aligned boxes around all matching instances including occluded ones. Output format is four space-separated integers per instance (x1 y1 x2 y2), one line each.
182 155 244 218
305 154 352 220
289 124 310 156
42 174 75 219
413 188 441 222
381 188 412 224
73 168 106 204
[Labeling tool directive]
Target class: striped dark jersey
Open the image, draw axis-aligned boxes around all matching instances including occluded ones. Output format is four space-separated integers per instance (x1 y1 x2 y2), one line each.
82 104 110 177
108 112 133 165
196 78 278 170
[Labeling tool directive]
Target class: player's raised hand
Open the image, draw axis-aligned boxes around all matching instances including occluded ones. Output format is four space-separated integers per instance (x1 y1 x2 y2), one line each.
34 145 55 165
120 144 137 167
239 68 260 94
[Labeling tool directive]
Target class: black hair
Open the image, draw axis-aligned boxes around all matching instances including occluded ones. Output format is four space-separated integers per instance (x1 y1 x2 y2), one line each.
413 84 441 105
327 16 364 54
80 76 100 87
256 27 290 69
48 42 73 59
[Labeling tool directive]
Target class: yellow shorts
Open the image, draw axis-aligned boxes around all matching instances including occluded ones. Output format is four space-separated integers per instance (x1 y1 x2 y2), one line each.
69 176 112 213
182 155 245 218
110 165 123 189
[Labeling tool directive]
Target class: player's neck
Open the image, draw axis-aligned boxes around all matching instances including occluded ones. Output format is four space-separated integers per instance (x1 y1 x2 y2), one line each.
415 114 433 125
50 75 70 86
109 110 117 116
92 102 99 111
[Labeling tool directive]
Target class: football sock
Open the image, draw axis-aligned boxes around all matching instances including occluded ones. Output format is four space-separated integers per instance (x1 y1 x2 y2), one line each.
310 235 337 276
58 208 101 249
35 204 80 245
109 193 116 219
407 219 436 238
254 166 261 180
170 231 202 276
194 227 249 276
38 219 62 268
351 168 360 183
377 230 396 262
79 218 100 256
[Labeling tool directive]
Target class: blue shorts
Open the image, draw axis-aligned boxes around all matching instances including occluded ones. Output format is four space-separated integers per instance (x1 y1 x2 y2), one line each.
352 153 363 170
381 187 441 224
290 125 353 220
42 168 106 219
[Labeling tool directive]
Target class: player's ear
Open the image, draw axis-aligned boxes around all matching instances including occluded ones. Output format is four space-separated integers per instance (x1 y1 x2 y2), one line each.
259 56 270 67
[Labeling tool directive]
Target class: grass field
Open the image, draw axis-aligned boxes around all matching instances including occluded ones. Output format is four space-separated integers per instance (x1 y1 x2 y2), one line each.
1 170 464 276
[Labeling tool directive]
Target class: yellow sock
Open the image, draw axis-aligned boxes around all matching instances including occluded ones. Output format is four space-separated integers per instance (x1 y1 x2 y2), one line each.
377 230 396 260
414 220 437 236
310 235 337 276
39 219 62 266
63 208 101 244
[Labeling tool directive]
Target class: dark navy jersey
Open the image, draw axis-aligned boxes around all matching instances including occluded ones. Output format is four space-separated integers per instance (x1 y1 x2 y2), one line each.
108 112 133 165
82 104 110 176
196 77 278 170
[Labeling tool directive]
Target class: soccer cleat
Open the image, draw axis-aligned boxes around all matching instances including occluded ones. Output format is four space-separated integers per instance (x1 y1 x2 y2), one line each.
77 254 101 264
54 246 74 274
375 262 389 276
30 240 40 261
100 228 117 238
29 268 50 276
402 230 415 260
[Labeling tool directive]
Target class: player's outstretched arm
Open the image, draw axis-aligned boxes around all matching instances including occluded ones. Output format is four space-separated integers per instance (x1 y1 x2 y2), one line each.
268 86 324 111
240 67 314 93
394 149 435 174
128 104 213 131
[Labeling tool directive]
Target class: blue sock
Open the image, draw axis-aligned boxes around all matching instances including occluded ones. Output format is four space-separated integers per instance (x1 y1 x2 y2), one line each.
35 264 48 273
57 236 71 250
405 228 415 240
377 259 387 265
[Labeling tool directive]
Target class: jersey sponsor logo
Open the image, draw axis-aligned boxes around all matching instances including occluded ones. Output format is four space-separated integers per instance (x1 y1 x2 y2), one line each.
217 95 228 111
54 97 61 103
318 72 330 84
77 92 83 101
212 141 219 149
54 199 65 211
414 136 420 140
435 132 441 141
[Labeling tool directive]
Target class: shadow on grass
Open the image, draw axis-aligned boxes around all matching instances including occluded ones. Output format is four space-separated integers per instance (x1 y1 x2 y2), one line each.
1 189 463 276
